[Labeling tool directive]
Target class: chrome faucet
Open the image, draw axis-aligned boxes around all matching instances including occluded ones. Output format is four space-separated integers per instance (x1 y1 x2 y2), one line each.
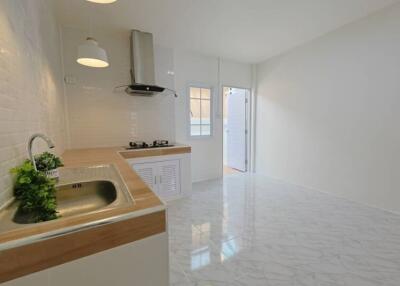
28 133 55 171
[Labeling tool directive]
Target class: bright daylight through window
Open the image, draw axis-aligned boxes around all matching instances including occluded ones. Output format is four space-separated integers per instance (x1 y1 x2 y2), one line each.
189 87 212 137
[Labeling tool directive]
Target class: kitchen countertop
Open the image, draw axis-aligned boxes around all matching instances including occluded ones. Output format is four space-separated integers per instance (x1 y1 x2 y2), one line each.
0 145 191 283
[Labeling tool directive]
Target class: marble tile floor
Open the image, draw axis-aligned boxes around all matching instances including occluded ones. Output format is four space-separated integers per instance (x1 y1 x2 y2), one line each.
167 173 400 286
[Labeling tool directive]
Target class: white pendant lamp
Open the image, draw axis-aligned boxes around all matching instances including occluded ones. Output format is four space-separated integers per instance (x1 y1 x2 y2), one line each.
86 0 117 3
77 37 109 68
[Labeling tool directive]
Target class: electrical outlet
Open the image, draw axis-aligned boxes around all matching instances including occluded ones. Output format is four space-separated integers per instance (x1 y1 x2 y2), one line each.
64 75 77 85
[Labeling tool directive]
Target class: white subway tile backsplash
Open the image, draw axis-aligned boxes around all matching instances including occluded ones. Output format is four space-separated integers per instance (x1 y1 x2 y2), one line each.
0 0 67 205
61 27 176 148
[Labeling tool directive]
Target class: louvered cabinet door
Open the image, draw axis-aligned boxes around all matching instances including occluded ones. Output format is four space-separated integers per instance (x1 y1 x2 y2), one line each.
131 162 158 192
157 159 181 199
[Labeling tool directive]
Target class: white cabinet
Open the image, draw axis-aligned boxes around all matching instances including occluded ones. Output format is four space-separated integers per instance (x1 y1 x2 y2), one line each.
158 159 181 198
128 153 191 201
132 159 181 199
3 233 169 286
132 161 158 191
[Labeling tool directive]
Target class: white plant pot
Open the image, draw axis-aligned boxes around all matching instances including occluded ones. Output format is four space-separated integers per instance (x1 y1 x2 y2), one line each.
45 168 60 181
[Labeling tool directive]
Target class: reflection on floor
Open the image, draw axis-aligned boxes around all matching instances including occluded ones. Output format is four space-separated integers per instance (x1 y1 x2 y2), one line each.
223 166 242 175
168 174 400 286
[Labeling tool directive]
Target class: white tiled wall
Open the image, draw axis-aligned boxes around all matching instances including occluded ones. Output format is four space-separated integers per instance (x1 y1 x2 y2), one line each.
61 27 176 148
0 0 67 205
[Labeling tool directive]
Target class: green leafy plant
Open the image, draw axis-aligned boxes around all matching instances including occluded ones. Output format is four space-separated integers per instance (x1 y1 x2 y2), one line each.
34 152 63 172
11 160 58 223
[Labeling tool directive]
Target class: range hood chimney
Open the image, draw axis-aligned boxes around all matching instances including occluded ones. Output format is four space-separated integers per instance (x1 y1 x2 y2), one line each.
126 30 166 95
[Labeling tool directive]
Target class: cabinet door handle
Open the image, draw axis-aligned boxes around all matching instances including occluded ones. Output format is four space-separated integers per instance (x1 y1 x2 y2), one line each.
159 175 162 184
154 176 157 185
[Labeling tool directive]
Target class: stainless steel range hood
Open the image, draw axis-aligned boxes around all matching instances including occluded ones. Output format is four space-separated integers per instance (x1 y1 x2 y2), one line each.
126 30 165 95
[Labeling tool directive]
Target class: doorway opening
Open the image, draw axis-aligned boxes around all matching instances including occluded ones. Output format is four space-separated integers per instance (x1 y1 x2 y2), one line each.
223 86 250 175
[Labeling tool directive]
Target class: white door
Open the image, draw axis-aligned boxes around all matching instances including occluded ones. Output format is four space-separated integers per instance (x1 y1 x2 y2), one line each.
131 162 157 192
226 88 247 172
158 159 181 199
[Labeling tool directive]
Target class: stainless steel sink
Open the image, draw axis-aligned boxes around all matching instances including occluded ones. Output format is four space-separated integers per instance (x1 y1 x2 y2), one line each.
56 181 117 218
13 181 118 224
0 164 135 233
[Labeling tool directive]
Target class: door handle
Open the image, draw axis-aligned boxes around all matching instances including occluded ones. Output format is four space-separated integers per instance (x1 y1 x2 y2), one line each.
159 175 162 184
154 176 157 185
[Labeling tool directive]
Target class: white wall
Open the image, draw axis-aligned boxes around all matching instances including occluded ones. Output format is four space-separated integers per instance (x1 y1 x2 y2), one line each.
0 0 67 206
174 50 252 182
256 3 400 213
61 27 175 148
220 60 253 90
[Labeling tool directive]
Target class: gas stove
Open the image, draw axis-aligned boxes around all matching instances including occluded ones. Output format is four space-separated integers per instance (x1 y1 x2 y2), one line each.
126 140 174 150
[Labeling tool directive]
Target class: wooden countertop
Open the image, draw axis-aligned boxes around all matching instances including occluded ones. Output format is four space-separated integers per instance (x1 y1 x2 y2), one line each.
0 145 191 283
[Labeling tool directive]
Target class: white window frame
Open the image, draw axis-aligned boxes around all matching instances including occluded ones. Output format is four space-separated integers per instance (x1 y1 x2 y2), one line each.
187 84 214 139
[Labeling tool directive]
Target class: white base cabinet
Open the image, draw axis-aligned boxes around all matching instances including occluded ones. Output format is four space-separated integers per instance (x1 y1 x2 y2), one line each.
128 153 191 201
133 159 181 198
4 233 169 286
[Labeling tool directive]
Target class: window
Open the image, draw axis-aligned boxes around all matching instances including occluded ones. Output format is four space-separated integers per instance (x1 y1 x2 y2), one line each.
189 86 212 137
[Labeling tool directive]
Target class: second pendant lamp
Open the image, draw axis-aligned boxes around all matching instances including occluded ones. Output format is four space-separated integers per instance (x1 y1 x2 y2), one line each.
77 37 109 68
77 1 109 68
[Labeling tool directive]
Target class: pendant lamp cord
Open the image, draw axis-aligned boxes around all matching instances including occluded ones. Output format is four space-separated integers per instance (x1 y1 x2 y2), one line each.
86 2 93 39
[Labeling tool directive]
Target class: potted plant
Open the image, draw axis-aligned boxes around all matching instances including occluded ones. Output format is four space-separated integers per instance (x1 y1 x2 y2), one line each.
11 160 58 223
34 152 64 180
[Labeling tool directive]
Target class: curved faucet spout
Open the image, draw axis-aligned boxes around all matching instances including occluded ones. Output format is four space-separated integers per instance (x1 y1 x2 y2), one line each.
28 133 55 171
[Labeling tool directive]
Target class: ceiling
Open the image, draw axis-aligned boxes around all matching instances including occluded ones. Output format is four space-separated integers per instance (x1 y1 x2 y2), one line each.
55 0 399 63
